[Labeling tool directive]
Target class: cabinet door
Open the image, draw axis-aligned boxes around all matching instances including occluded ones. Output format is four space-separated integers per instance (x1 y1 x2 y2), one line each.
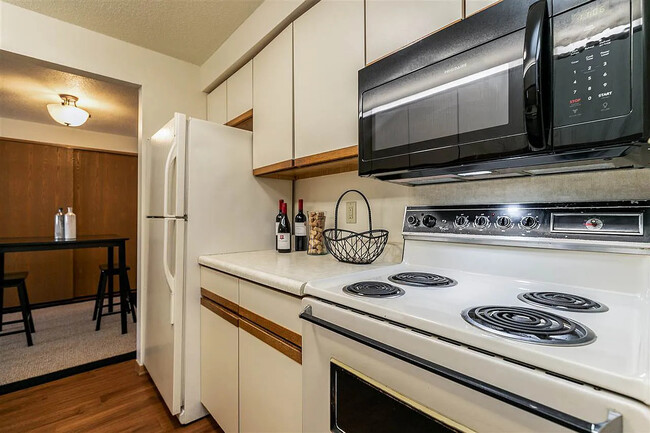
227 60 253 122
293 0 364 159
253 25 294 169
466 0 501 16
365 0 462 64
200 302 239 433
207 82 227 124
239 321 302 433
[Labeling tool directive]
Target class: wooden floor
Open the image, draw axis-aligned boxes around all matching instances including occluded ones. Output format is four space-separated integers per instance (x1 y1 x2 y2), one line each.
0 361 224 432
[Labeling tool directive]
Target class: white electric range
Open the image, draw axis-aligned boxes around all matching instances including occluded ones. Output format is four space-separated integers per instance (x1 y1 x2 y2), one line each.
300 201 650 433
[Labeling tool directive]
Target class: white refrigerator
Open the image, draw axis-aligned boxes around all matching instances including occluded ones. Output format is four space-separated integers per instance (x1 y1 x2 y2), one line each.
143 113 291 423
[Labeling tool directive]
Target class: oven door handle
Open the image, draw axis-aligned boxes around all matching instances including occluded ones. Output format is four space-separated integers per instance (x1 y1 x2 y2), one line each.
523 0 550 151
300 306 622 433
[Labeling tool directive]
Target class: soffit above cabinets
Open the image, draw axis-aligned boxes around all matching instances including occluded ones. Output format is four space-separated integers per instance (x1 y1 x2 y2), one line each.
3 0 263 65
0 51 139 137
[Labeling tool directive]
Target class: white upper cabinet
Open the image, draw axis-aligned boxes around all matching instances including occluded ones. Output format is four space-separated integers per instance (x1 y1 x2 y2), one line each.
365 0 463 64
207 82 227 124
466 0 501 16
293 0 364 159
227 60 253 121
253 25 294 169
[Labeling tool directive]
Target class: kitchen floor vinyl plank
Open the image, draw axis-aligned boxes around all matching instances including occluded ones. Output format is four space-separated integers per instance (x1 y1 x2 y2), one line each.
0 361 223 433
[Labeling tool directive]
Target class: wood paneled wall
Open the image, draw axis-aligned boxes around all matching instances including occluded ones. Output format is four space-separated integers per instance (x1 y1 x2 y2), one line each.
72 150 138 297
0 139 137 306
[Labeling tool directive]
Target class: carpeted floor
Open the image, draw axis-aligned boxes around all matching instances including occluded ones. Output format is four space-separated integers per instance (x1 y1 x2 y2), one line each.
0 300 136 386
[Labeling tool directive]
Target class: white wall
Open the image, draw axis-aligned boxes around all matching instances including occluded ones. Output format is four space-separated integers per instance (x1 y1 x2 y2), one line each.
0 117 138 154
0 0 207 364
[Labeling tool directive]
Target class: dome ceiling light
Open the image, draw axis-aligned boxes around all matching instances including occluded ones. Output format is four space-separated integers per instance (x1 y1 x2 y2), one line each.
47 94 90 127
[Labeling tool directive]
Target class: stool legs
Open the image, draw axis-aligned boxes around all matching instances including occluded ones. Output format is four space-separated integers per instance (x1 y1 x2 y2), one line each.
23 283 35 333
95 273 107 331
16 282 33 347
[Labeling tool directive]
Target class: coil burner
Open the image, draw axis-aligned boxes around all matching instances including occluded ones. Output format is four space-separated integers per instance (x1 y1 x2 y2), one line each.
461 306 596 346
388 272 457 288
518 292 608 313
343 281 405 298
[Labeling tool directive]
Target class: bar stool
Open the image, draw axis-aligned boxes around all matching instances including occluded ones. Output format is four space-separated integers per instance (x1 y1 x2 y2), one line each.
0 272 35 346
93 264 136 331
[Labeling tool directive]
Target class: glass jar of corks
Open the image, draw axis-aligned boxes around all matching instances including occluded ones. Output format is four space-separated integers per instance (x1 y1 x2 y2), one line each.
307 211 327 255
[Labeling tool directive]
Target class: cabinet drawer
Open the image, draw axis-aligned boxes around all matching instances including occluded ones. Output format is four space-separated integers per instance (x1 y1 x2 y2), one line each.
239 325 302 433
239 279 302 346
200 302 239 433
200 267 238 311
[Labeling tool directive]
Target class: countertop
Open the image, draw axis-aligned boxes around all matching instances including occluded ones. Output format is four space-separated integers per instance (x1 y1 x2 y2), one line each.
198 249 400 296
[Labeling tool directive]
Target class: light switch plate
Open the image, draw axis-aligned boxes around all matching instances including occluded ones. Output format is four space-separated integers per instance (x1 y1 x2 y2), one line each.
346 201 357 224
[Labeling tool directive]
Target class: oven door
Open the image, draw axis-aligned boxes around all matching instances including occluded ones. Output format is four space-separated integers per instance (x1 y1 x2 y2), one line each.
301 298 650 433
359 19 546 177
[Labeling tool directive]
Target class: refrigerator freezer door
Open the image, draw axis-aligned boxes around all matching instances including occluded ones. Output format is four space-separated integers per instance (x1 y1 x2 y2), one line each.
144 217 185 415
147 113 187 218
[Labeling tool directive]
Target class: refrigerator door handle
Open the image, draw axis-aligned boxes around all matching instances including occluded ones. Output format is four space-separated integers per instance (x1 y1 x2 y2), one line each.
163 141 178 218
163 218 176 325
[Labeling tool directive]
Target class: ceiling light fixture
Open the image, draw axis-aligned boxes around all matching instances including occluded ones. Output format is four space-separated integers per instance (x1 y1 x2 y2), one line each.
47 94 90 127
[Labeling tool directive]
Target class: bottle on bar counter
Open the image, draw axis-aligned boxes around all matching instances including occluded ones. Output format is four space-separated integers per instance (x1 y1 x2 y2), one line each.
277 202 291 253
64 207 76 240
294 199 307 251
54 207 65 240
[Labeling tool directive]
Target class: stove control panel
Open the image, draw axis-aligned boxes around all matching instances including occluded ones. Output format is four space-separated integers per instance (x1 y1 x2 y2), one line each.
402 202 650 247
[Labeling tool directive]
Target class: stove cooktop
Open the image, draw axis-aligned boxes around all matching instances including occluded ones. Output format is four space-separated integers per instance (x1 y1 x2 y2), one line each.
388 272 456 287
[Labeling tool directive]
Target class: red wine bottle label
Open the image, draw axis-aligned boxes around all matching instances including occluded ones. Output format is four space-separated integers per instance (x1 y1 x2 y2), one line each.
277 233 290 249
295 222 307 236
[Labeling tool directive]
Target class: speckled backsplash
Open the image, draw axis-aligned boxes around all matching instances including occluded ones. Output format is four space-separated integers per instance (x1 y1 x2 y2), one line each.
294 168 650 257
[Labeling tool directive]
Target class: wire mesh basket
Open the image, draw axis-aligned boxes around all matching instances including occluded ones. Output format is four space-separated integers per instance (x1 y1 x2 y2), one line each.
323 190 389 264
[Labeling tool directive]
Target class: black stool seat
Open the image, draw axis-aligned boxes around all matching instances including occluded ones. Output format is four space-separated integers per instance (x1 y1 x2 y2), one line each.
99 264 131 273
93 264 136 331
1 271 35 346
2 272 29 286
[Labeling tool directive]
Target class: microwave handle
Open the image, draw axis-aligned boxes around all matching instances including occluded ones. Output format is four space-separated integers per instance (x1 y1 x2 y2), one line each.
523 0 549 151
300 306 622 433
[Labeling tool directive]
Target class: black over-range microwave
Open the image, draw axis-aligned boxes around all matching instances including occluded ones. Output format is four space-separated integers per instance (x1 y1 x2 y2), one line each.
358 0 650 184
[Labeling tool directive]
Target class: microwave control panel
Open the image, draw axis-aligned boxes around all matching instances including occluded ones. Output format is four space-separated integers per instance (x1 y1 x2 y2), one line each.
402 202 650 246
552 0 632 127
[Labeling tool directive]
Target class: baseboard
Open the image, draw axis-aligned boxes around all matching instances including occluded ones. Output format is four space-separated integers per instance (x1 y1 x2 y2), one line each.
0 351 136 396
135 361 147 376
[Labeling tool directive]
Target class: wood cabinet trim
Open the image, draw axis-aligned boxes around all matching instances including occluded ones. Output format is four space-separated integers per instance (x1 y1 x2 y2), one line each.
225 109 253 128
201 297 239 327
240 318 302 365
201 288 239 314
239 306 302 348
253 145 358 180
252 159 294 176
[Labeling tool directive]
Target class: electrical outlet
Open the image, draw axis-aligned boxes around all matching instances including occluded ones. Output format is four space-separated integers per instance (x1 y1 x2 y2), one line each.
346 201 357 224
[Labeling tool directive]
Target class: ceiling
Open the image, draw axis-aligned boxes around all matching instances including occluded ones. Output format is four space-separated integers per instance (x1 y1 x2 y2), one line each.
0 51 139 137
4 0 263 65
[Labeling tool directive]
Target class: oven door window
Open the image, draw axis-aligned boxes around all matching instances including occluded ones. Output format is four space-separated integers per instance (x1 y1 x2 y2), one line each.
330 361 470 433
360 29 527 170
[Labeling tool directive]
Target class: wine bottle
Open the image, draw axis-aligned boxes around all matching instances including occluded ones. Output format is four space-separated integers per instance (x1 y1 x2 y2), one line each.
294 199 307 251
275 199 284 250
277 202 291 253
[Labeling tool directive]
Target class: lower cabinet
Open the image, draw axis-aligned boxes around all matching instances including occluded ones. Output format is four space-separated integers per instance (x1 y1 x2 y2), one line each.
239 321 302 433
200 301 239 433
200 268 302 432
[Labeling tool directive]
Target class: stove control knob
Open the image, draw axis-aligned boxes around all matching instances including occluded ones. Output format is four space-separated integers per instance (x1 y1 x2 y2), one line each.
407 215 420 227
496 216 513 229
422 214 437 228
520 215 540 230
454 215 470 228
474 215 490 229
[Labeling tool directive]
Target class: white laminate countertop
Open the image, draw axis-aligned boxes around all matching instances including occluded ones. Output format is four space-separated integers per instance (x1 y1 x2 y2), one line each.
198 249 398 296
